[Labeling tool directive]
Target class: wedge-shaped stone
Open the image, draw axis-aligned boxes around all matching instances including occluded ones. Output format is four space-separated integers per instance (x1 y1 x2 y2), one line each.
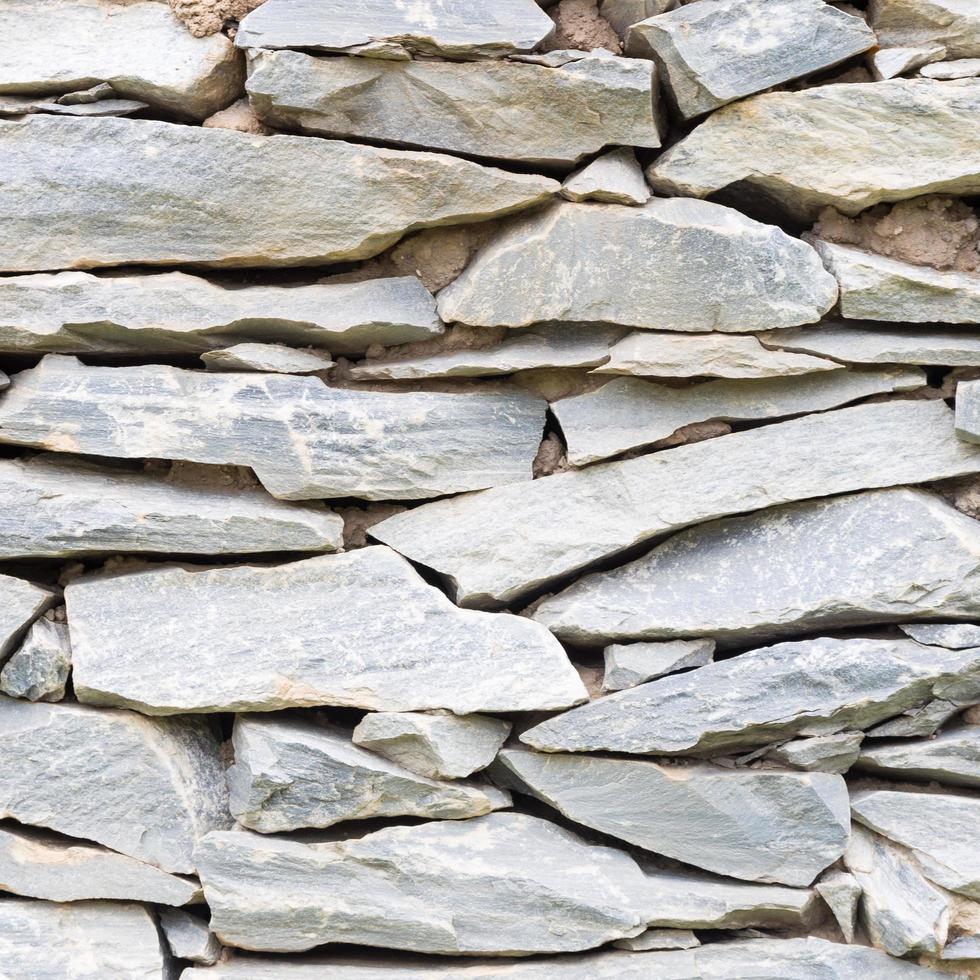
0 116 558 272
865 699 962 738
626 0 874 119
0 898 169 980
613 929 698 951
437 199 837 330
556 368 924 465
202 344 334 374
0 271 443 355
236 0 554 58
0 697 230 873
956 379 980 445
66 548 587 716
561 147 650 205
901 623 980 648
869 0 980 60
0 616 70 701
247 50 661 167
195 813 649 955
533 488 980 646
870 44 947 81
0 357 546 500
765 733 864 774
601 639 714 691
0 93 148 117
923 58 980 79
815 869 860 943
159 910 222 966
492 749 849 885
857 729 980 787
814 240 980 323
0 825 200 906
0 0 243 120
372 400 980 608
0 455 343 558
228 714 509 832
0 573 55 660
647 80 980 222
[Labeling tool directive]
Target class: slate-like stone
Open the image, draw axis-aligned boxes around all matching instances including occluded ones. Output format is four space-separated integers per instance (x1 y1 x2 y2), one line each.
0 271 443 356
601 639 715 691
956 379 980 446
601 0 678 35
869 0 980 60
0 573 55 661
492 749 849 885
159 909 222 966
815 869 861 944
436 199 837 331
765 734 864 775
870 44 947 81
0 115 558 272
195 813 650 954
247 50 661 167
352 711 511 780
228 714 509 832
857 729 980 787
922 58 980 79
942 934 980 959
66 548 587 716
0 454 344 558
0 617 71 701
900 623 980 648
236 0 555 58
0 356 546 500
864 699 962 738
613 928 699 950
555 368 924 465
561 147 650 205
202 344 335 374
626 0 874 119
0 825 200 906
0 93 149 117
0 0 243 120
0 697 230 873
532 488 980 646
647 80 980 222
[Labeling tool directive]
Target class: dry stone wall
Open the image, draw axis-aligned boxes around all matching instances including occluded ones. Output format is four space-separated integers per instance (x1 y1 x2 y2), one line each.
0 0 979 977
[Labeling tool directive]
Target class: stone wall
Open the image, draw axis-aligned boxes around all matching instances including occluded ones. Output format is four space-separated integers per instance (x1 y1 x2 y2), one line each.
1 0 979 976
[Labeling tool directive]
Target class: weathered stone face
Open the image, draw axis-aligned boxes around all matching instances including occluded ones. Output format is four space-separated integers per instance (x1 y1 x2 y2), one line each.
159 909 222 966
955 379 980 445
0 573 56 660
868 0 980 59
857 728 980 787
900 623 980 648
815 869 861 943
202 344 335 374
601 639 714 691
561 147 650 205
0 617 71 701
765 733 864 775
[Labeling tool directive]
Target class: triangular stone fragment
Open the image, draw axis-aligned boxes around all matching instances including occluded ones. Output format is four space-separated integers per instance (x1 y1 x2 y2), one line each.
815 869 861 943
601 639 714 691
561 148 650 204
0 573 56 660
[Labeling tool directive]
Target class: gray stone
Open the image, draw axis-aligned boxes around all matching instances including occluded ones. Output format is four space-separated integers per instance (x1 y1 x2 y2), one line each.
0 825 200 906
857 728 980 787
561 147 651 204
869 0 980 60
532 488 980 646
0 573 55 661
602 639 715 691
613 929 699 951
247 50 662 167
601 0 678 35
352 711 511 779
0 94 149 117
371 400 980 608
956 379 980 446
0 356 546 500
647 80 980 222
0 115 558 272
227 714 510 832
0 0 243 120
815 869 861 944
922 58 980 79
66 548 587 715
0 271 443 356
870 44 947 81
202 344 335 374
195 812 650 954
0 454 344 559
0 697 230 873
437 199 837 330
627 0 874 119
900 623 980 648
555 368 924 465
0 617 71 701
492 749 849 885
942 934 980 959
765 734 864 774
864 699 962 738
159 909 222 966
236 0 555 58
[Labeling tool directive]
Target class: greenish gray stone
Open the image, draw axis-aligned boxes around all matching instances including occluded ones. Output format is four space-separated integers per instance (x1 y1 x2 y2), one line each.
202 344 335 374
864 699 962 738
159 909 222 966
815 869 861 944
0 573 56 661
765 734 864 774
0 617 70 701
602 639 715 691
857 728 980 787
561 147 651 205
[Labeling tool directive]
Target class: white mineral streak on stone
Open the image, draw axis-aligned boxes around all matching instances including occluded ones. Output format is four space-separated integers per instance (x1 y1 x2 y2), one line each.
0 825 201 906
561 147 651 205
247 51 661 167
857 728 980 787
0 617 71 701
352 711 511 779
0 116 558 272
0 357 546 500
871 44 947 81
372 401 980 608
0 697 230 873
195 813 650 954
159 909 222 965
0 272 443 356
956 379 980 446
765 734 864 774
202 344 335 374
236 0 556 58
0 574 56 661
436 199 837 331
0 898 169 979
613 928 699 950
647 80 980 222
601 639 715 691
556 368 924 465
869 0 980 60
864 699 963 738
626 0 874 119
227 714 510 832
815 869 861 943
0 455 343 558
922 58 980 79
0 0 243 120
533 488 980 646
66 548 587 715
900 623 980 648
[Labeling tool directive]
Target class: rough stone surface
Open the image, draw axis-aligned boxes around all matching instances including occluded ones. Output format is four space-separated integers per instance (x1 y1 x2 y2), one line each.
159 909 222 965
955 379 980 446
202 344 335 374
600 0 677 35
864 699 963 738
437 199 837 331
900 623 980 648
0 573 55 661
942 934 980 959
765 733 864 774
0 115 558 272
0 616 71 701
870 44 946 81
171 0 265 38
613 928 699 950
869 0 980 60
815 869 861 943
203 96 272 134
560 147 650 204
66 548 587 715
922 58 980 78
601 639 715 691
543 0 622 54
857 728 980 787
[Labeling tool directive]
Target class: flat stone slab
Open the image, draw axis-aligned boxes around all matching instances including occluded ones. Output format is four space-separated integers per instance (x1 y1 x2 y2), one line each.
626 0 874 119
870 0 980 60
0 697 230 873
900 623 980 648
871 44 947 81
436 199 837 331
372 400 980 608
0 271 443 356
555 368 924 465
0 356 546 500
0 0 242 120
202 344 335 374
765 733 864 774
0 115 558 272
561 147 650 205
66 548 587 715
602 639 715 691
647 79 980 222
922 58 980 79
857 728 980 788
247 50 662 167
0 93 148 117
0 573 55 660
864 699 962 739
0 616 71 701
955 378 980 445
532 487 980 646
613 929 699 951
